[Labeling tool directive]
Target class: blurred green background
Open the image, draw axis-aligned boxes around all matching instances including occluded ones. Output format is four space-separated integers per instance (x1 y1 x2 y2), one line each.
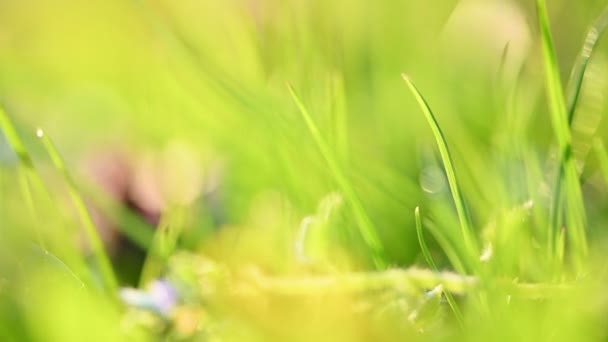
2 0 608 341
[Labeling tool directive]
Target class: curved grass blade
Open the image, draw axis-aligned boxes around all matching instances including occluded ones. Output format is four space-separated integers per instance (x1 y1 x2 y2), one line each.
0 105 50 246
550 7 608 259
0 105 45 205
415 206 464 327
0 106 96 284
287 83 386 269
31 243 86 289
402 74 478 268
37 129 118 293
415 207 438 271
566 7 608 125
537 0 588 269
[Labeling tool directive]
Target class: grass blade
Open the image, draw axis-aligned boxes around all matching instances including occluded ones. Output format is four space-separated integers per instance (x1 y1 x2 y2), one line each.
402 74 479 268
31 243 86 289
0 105 34 169
0 105 50 246
537 0 588 270
550 7 608 260
415 207 438 271
566 7 608 125
287 83 386 269
37 128 118 293
0 106 95 284
415 206 464 327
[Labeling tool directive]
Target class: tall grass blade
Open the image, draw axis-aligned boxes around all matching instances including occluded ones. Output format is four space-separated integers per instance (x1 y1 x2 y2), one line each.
0 106 96 284
537 0 588 270
415 206 464 327
415 207 438 271
550 7 608 259
287 83 386 269
402 74 479 268
37 129 118 293
0 105 50 246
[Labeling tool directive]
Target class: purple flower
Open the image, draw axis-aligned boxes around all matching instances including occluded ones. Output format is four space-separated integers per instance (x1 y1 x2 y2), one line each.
120 279 178 316
149 279 178 315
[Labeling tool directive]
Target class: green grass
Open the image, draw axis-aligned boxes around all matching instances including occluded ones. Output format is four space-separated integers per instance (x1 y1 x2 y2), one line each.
415 206 464 328
548 4 608 272
288 83 386 269
139 206 186 286
537 0 588 271
37 128 118 293
2 0 608 341
403 74 479 272
0 105 47 246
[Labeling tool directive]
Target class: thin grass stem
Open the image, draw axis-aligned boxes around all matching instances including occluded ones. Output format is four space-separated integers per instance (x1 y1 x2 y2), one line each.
402 74 479 270
537 0 588 271
37 128 117 293
415 206 464 327
288 83 386 269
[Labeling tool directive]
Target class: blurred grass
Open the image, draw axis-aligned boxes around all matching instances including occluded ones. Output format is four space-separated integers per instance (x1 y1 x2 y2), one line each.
537 0 588 271
403 74 478 273
2 0 608 341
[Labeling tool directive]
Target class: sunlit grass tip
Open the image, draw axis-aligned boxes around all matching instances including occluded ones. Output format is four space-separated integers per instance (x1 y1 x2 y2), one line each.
402 74 479 269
